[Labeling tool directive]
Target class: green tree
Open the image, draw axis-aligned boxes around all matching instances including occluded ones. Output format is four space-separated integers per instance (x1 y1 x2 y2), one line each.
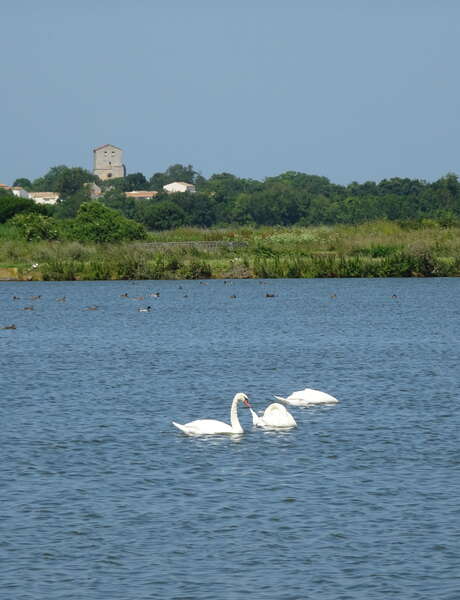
32 166 95 197
265 172 334 196
149 164 199 191
99 172 148 192
137 200 188 230
0 190 48 223
306 195 341 225
54 189 92 219
335 195 385 224
149 171 168 191
233 185 302 226
65 202 146 242
123 172 148 191
430 173 460 215
377 177 426 197
12 178 32 190
200 172 262 200
101 189 136 219
169 192 217 227
9 212 60 241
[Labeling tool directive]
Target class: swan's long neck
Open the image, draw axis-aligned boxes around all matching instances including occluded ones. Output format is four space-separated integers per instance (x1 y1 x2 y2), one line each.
249 407 261 426
230 396 244 433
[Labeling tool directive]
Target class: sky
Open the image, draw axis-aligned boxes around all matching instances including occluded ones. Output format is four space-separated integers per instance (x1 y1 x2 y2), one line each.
2 0 460 185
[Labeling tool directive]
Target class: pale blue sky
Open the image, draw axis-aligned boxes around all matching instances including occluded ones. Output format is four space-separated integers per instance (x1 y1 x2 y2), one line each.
2 0 460 185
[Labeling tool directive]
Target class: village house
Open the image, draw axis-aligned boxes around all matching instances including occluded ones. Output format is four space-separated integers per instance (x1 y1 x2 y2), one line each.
28 192 60 205
1 183 60 204
125 190 158 200
0 184 30 198
163 181 196 194
11 186 31 198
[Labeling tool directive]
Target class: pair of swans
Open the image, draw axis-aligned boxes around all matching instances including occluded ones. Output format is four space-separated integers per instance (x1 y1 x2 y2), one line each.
248 387 338 429
172 392 297 436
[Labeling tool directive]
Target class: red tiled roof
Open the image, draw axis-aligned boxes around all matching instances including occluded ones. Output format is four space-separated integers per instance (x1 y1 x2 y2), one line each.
125 190 158 198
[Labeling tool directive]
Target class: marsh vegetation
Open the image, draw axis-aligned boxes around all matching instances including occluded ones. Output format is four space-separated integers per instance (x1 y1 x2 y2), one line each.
1 221 459 280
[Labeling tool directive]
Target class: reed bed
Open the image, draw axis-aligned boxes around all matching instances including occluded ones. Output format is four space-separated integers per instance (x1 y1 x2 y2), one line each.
1 221 460 280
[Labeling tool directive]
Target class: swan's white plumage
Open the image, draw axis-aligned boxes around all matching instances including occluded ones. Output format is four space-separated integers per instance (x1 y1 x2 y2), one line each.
275 388 339 407
172 392 250 435
250 402 297 428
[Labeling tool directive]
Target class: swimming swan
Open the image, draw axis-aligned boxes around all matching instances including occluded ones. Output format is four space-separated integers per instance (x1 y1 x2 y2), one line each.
172 392 251 435
275 388 339 407
249 402 297 428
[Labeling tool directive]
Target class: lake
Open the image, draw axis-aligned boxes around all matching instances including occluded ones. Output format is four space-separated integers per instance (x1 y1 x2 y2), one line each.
1 278 459 599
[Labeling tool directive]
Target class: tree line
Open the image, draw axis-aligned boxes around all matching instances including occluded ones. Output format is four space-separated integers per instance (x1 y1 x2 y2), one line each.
3 163 460 234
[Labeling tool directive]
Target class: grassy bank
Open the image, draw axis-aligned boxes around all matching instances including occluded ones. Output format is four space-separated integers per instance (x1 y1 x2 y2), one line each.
1 221 460 280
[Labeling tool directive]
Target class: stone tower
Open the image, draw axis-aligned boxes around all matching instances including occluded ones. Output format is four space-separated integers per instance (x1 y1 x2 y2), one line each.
93 144 126 180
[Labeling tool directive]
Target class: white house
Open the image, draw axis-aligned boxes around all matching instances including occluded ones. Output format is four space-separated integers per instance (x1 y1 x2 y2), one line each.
0 184 30 198
0 184 60 204
11 186 31 199
28 192 60 205
163 181 196 194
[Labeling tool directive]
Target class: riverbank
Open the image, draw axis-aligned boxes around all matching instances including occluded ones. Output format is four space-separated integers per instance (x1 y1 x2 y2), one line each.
1 221 460 280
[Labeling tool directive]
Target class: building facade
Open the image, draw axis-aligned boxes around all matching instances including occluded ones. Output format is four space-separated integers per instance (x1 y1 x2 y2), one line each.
28 192 60 205
163 181 196 194
93 144 126 180
0 184 30 198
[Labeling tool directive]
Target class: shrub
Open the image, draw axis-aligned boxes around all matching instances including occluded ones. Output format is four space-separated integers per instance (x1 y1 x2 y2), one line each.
137 200 188 230
64 202 147 243
0 193 47 223
9 212 60 241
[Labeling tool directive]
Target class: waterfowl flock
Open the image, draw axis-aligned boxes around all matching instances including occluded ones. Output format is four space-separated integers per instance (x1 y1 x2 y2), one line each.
1 281 402 333
0 281 288 330
172 388 339 436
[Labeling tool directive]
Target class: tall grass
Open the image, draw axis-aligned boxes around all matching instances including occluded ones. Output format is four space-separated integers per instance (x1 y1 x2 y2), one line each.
2 221 460 280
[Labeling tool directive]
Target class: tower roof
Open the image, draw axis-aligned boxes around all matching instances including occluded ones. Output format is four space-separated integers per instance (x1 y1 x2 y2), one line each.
93 144 122 152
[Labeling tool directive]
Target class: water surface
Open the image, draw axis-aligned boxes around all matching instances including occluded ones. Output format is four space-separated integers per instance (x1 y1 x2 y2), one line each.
1 278 459 599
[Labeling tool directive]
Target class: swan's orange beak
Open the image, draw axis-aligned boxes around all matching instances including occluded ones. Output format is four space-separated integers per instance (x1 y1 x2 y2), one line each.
243 397 251 408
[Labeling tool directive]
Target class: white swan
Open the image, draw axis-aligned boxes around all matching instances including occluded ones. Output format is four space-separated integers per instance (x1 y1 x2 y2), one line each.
274 388 339 407
249 402 297 428
172 392 251 435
